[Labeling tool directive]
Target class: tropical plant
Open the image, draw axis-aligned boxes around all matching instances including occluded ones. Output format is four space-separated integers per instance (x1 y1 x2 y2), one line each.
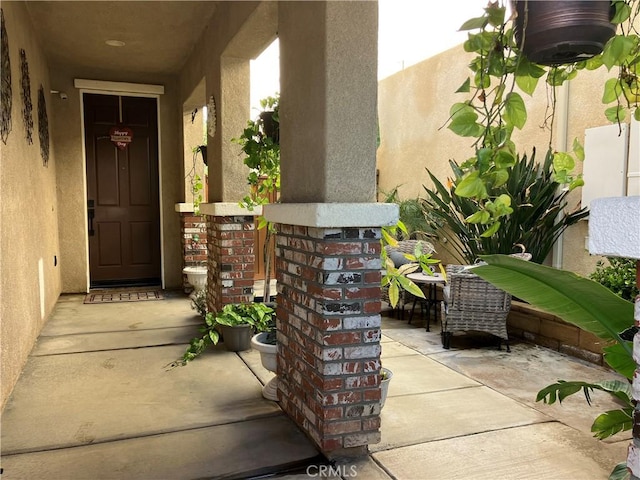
446 0 639 235
471 254 635 479
590 256 640 302
381 186 437 240
233 94 280 301
405 242 442 276
381 223 425 308
423 148 588 264
179 303 275 364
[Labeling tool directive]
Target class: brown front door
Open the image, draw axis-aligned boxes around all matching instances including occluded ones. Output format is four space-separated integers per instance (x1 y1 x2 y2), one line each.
84 93 161 287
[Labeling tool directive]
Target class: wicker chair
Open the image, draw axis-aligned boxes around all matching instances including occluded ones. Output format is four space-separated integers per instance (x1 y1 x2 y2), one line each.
381 240 435 318
440 265 511 351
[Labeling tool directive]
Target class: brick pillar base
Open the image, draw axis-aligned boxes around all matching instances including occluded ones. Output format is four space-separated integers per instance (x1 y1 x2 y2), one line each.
179 212 207 291
205 213 256 313
275 224 383 457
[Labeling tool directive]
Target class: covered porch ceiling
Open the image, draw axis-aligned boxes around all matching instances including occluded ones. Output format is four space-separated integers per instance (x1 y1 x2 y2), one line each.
24 1 220 76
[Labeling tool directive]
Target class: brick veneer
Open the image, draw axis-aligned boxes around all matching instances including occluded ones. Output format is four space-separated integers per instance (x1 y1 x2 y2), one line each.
206 214 256 313
179 212 207 291
274 224 383 457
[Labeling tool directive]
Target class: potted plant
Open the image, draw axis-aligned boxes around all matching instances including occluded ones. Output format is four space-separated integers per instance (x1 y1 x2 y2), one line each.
180 302 275 363
380 367 393 409
233 94 280 302
445 0 639 236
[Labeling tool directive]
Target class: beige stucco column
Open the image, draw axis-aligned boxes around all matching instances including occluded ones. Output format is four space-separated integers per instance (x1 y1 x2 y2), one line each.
278 0 378 203
264 1 387 459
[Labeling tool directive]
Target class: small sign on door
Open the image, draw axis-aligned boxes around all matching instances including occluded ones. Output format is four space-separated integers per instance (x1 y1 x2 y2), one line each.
110 126 133 150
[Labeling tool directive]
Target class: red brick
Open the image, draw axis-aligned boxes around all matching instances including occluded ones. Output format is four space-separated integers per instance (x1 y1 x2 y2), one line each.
325 420 362 435
316 242 362 255
323 332 362 345
321 437 343 451
345 287 381 300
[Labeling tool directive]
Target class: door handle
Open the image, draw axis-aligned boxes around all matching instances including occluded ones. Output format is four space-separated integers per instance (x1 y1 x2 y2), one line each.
88 200 95 236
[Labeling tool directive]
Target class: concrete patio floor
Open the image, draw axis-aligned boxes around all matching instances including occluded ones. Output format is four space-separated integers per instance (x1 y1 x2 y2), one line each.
0 292 630 479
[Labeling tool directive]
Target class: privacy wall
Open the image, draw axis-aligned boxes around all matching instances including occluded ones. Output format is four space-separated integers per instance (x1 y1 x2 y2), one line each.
0 3 61 408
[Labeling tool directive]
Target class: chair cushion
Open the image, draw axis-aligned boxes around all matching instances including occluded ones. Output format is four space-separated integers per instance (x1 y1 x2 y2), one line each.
388 250 411 268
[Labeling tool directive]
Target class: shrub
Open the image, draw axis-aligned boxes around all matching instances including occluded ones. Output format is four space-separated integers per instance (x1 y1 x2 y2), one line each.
590 257 639 302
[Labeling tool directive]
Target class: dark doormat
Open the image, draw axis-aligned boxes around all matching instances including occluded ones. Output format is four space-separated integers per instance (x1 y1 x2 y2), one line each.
84 289 164 304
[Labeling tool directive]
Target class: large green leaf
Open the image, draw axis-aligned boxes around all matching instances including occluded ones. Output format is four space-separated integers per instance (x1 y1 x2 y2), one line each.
591 407 634 440
471 255 634 354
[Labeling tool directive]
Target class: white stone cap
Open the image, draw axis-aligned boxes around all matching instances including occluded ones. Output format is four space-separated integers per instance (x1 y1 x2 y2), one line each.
588 196 640 259
174 203 195 213
199 202 261 217
263 203 399 228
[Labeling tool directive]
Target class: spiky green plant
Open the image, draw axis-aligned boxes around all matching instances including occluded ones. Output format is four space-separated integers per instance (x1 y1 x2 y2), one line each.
423 148 588 264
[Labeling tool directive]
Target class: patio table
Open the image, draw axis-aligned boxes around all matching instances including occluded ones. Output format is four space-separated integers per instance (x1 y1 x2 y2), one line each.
406 271 446 332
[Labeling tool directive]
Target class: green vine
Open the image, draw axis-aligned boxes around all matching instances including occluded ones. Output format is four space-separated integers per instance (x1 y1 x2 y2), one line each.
446 0 639 236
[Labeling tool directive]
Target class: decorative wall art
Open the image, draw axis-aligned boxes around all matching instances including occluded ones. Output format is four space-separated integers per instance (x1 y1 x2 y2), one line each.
37 85 49 166
207 95 217 138
1 9 12 144
19 48 33 144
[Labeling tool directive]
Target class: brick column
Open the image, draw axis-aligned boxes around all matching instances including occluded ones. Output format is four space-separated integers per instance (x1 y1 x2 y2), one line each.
175 205 208 291
265 203 397 458
201 203 258 313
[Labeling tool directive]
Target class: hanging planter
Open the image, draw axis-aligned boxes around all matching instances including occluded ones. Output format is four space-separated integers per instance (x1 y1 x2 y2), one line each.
195 145 207 166
514 0 616 66
259 110 279 144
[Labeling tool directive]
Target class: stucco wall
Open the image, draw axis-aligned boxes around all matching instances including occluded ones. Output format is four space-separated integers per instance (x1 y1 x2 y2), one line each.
178 1 277 204
0 2 62 408
377 44 624 276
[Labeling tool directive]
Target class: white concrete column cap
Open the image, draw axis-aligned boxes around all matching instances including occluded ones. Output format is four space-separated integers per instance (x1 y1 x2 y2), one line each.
588 196 640 259
263 203 399 228
199 202 261 217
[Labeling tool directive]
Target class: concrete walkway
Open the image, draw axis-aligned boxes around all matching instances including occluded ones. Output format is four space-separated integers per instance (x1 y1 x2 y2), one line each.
0 293 630 479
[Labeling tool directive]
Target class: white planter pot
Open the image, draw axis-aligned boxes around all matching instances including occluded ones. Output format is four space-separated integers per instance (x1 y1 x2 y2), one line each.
251 332 278 401
380 367 393 408
182 266 207 292
251 332 277 372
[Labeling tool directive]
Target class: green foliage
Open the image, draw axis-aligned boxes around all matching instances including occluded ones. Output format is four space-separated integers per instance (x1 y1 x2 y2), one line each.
447 0 640 235
380 224 424 308
404 242 442 275
179 303 275 365
423 149 588 264
233 94 280 301
381 186 438 240
187 146 206 215
590 257 639 302
537 379 634 441
471 255 635 450
233 94 280 213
